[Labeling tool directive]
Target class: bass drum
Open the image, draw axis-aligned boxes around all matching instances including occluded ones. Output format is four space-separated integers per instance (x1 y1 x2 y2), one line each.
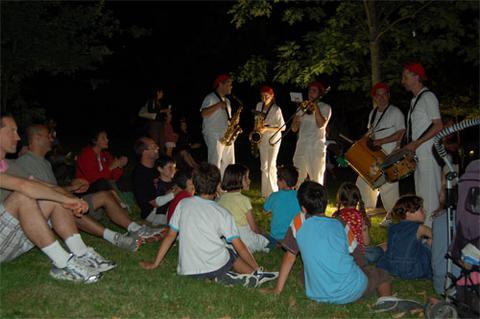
381 148 417 183
345 135 387 189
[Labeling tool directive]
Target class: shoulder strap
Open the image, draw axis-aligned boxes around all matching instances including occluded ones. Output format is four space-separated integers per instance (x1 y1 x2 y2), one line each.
406 90 431 143
213 91 231 120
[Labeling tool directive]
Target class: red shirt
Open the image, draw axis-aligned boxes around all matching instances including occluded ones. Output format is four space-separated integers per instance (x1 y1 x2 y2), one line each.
75 147 123 184
167 190 192 224
333 208 365 248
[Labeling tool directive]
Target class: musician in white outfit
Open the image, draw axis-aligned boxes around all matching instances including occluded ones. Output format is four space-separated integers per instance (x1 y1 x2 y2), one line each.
355 83 405 221
254 86 285 198
402 62 443 227
292 81 331 186
200 74 235 175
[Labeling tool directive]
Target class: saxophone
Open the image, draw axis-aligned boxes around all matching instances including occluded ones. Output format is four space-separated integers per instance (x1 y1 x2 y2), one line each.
220 105 243 146
248 111 265 157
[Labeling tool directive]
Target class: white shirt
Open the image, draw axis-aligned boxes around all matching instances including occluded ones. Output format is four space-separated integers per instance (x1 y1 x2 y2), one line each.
255 102 285 140
367 105 405 154
169 196 240 275
297 102 331 146
407 88 440 141
200 92 232 136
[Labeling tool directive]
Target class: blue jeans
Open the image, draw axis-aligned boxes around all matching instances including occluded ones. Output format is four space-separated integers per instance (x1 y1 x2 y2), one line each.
364 246 384 265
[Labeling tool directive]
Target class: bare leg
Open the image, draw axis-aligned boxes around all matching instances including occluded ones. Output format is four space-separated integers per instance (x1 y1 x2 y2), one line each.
377 282 392 297
232 257 255 274
37 200 79 241
74 215 105 237
3 193 56 248
91 191 131 229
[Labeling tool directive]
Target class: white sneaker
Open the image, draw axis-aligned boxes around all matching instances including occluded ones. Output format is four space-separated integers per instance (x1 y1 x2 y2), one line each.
49 254 102 283
252 267 279 287
112 233 141 252
76 247 117 272
131 225 166 242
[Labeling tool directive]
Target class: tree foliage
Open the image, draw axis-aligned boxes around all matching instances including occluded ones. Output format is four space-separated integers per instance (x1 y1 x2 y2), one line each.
1 1 120 115
229 0 479 96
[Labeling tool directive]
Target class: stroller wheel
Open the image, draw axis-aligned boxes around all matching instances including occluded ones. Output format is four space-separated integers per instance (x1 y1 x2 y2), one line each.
425 301 458 319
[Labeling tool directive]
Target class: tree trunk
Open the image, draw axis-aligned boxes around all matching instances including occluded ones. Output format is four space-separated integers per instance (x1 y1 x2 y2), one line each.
364 0 381 85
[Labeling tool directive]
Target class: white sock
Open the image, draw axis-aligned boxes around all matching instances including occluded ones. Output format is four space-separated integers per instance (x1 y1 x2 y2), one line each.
41 241 70 268
64 233 88 256
103 228 118 244
127 222 142 232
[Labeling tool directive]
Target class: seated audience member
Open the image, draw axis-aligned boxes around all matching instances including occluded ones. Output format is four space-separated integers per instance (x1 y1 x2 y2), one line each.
133 138 175 226
140 163 278 287
16 124 163 251
166 169 194 224
0 115 112 282
76 128 128 192
377 195 433 279
333 182 383 265
266 181 394 309
174 117 200 171
217 164 270 253
263 165 301 244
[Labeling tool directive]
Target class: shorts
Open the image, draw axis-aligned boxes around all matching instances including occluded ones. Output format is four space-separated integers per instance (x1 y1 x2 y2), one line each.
361 265 392 297
82 194 104 220
188 249 237 280
0 205 34 263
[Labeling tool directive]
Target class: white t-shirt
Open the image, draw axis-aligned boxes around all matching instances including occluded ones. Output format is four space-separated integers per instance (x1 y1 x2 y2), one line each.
407 88 441 156
297 102 331 147
254 102 285 140
200 92 232 137
367 105 405 154
169 196 240 275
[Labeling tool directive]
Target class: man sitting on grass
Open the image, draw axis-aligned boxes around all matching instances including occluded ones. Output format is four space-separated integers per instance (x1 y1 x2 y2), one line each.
140 163 278 287
16 124 163 252
264 181 412 312
0 115 111 283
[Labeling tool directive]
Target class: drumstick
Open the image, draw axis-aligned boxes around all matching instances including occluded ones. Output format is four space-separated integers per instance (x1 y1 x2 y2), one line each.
339 133 354 144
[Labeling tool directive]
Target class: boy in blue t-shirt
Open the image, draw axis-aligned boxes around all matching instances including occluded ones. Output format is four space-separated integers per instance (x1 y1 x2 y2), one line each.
263 165 301 242
265 181 394 307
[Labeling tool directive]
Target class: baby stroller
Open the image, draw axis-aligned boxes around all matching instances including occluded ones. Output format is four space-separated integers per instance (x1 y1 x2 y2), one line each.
426 118 480 319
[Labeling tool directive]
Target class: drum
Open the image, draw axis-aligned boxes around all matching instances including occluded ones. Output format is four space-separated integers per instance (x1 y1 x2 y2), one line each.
345 135 387 189
381 148 417 183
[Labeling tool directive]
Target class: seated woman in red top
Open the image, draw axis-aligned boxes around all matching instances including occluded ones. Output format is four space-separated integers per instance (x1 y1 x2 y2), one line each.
76 129 128 192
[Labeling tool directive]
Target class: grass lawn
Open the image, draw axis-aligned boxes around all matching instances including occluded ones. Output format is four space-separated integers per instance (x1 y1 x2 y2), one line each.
1 182 435 318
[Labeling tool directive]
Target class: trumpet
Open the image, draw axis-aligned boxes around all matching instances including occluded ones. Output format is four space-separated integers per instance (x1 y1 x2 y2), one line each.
269 86 330 146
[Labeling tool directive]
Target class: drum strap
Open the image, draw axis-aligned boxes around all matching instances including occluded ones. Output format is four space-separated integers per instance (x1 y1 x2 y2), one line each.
369 104 391 133
214 91 231 120
406 89 431 143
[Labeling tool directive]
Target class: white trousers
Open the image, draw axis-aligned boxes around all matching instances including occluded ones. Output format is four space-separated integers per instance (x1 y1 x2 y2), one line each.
293 145 326 185
204 133 235 176
355 176 399 214
258 138 280 198
415 151 442 227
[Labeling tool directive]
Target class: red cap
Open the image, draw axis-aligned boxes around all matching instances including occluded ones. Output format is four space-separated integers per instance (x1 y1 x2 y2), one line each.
212 74 231 88
260 86 274 95
308 81 325 93
403 62 427 80
370 82 390 97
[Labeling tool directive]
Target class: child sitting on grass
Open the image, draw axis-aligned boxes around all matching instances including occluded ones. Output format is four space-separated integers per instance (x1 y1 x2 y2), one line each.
166 169 194 224
377 195 433 279
140 163 278 288
217 164 270 253
265 181 397 309
333 182 384 265
263 165 301 244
